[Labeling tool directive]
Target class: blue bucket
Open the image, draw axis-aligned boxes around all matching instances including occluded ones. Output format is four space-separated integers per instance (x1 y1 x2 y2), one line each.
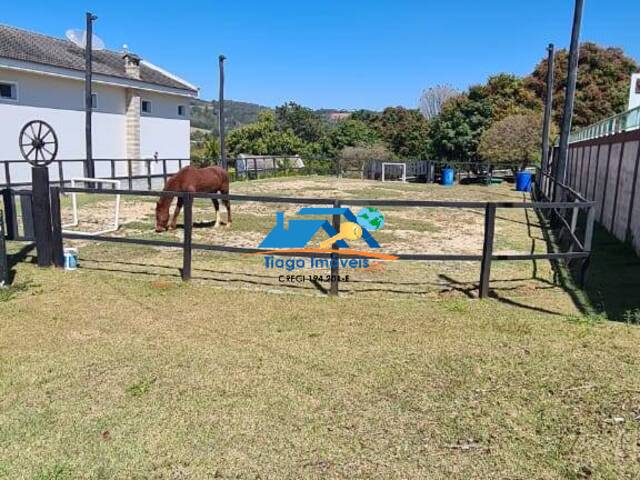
441 168 455 186
515 171 532 192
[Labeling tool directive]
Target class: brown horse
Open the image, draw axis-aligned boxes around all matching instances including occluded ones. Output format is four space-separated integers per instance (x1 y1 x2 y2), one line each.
155 165 231 232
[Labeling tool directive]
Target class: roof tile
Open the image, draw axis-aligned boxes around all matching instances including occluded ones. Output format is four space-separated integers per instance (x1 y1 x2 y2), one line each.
0 24 196 93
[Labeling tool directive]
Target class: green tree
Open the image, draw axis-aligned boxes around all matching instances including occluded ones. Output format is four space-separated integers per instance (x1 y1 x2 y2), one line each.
226 111 307 156
326 119 379 157
477 74 542 121
526 42 639 128
190 134 220 167
275 102 326 143
477 112 550 170
372 107 430 158
428 93 492 162
351 109 380 124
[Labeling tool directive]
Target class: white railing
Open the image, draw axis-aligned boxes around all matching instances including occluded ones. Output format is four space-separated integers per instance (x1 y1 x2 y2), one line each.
569 106 640 144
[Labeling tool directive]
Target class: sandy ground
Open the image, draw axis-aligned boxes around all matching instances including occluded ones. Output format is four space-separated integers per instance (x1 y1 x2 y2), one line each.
61 177 524 255
55 176 574 314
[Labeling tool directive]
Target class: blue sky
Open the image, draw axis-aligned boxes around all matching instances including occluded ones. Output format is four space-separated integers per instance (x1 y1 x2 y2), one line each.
2 1 639 110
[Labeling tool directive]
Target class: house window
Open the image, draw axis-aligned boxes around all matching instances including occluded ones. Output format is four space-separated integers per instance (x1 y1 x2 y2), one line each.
91 93 98 109
178 105 186 116
0 82 17 101
636 79 640 95
141 100 152 113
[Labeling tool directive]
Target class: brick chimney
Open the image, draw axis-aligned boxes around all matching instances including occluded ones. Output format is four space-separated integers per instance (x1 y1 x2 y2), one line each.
123 52 141 80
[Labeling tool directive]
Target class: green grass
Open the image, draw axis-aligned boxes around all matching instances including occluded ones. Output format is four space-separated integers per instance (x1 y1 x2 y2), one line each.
1 267 639 478
1 176 639 478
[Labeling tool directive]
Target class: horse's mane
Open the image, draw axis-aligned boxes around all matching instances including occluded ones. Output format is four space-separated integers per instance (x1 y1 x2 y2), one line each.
157 174 179 209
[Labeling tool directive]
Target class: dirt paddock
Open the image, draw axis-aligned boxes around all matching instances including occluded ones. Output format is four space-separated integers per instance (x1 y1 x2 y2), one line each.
59 175 576 315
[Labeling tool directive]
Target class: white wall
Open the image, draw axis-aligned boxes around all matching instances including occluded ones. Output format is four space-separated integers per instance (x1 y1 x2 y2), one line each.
0 68 191 185
140 91 190 176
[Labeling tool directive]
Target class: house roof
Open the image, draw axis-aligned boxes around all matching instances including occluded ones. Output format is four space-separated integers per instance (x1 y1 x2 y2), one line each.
0 24 197 94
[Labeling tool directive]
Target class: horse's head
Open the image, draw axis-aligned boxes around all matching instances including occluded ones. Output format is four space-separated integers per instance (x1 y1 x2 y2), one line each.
155 198 170 232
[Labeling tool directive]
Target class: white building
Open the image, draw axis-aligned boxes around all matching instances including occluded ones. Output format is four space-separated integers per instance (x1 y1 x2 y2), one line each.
629 73 640 110
0 24 198 184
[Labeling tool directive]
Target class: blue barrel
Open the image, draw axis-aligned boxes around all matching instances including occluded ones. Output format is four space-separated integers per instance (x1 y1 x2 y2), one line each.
441 168 455 186
515 171 532 192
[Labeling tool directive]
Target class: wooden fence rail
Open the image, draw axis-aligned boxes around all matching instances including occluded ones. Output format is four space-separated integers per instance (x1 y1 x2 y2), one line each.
39 179 594 298
0 169 595 297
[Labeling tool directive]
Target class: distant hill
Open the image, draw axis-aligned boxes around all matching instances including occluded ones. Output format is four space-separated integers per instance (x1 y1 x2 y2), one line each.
190 99 270 133
191 99 363 134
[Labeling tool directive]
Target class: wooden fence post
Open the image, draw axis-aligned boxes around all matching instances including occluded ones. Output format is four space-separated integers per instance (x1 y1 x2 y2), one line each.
579 204 596 287
1 189 18 240
127 159 133 191
479 203 496 298
146 159 152 190
330 200 341 296
181 193 193 281
20 193 35 240
3 162 11 188
31 166 53 267
49 186 65 268
568 199 579 252
0 210 8 285
57 160 64 188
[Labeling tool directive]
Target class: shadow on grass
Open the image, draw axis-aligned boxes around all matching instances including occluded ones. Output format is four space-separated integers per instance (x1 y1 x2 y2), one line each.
5 243 36 285
535 206 640 323
579 226 640 321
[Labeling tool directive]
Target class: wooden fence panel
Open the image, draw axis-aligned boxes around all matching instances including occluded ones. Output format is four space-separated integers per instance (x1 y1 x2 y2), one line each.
602 143 622 231
569 147 577 190
586 145 597 200
613 141 639 241
630 161 640 255
579 145 590 196
576 147 583 190
594 144 610 219
575 146 583 192
567 128 640 257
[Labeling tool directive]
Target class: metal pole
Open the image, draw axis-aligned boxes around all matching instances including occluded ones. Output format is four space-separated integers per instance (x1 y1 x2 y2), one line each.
218 55 227 170
541 43 555 173
85 12 97 180
556 0 584 198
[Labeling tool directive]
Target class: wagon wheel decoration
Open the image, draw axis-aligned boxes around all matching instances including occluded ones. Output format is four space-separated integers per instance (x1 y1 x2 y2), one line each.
19 120 58 166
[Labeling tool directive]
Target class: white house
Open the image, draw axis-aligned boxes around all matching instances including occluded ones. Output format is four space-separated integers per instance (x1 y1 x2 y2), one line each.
629 73 640 110
0 24 198 184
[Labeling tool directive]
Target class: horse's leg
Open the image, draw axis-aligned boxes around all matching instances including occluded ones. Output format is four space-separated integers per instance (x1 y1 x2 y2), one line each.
211 199 221 228
223 199 232 227
169 197 184 230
